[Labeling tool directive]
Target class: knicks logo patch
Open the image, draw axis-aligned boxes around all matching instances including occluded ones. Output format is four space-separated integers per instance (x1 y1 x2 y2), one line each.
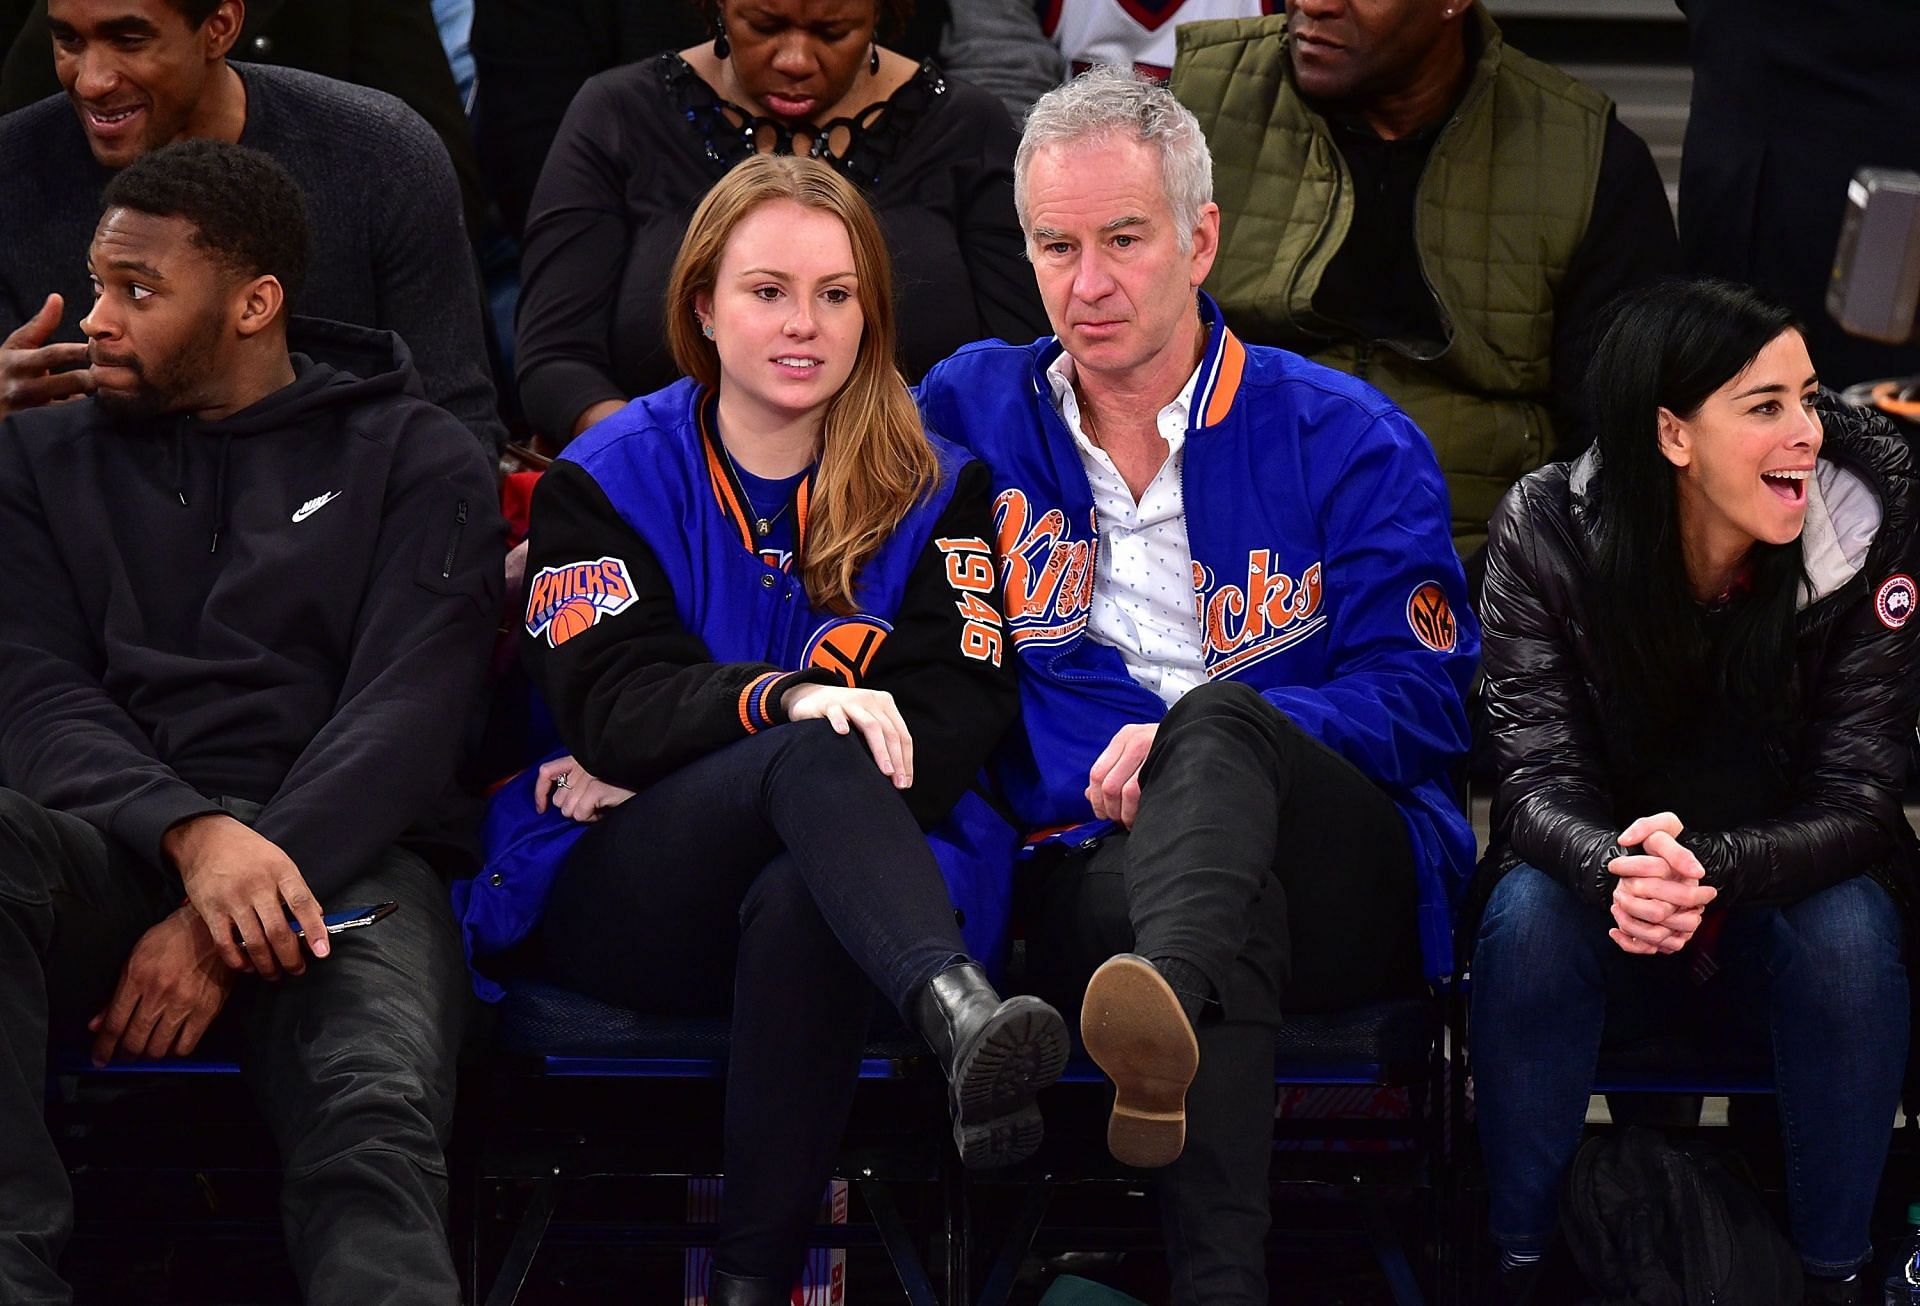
994 488 1095 647
1406 581 1457 652
1876 574 1916 630
525 557 638 648
804 616 893 686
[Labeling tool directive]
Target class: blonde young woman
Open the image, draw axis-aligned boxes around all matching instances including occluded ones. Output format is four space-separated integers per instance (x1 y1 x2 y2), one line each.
501 155 1066 1305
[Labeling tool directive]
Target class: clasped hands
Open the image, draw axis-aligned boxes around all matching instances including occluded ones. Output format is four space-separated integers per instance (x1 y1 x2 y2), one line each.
91 814 331 1066
1607 811 1718 957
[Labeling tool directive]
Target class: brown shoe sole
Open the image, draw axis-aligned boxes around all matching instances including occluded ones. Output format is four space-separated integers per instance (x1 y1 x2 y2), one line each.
1080 954 1200 1169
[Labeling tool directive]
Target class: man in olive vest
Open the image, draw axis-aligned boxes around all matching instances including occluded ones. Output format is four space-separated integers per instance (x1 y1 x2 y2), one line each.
1169 0 1677 557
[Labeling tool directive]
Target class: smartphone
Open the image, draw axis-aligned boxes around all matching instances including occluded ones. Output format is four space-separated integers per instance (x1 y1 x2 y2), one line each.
290 901 399 937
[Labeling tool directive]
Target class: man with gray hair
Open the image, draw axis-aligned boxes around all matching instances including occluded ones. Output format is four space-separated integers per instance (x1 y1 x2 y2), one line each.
917 65 1475 1301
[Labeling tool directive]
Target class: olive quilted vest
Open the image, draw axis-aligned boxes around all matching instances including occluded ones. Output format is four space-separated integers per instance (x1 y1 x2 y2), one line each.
1169 6 1609 552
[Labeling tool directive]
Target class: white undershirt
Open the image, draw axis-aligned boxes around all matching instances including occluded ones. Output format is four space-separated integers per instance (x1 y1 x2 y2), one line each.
1045 352 1209 707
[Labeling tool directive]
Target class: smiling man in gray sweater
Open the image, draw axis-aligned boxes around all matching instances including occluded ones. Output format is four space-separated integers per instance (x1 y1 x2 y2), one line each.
0 0 505 453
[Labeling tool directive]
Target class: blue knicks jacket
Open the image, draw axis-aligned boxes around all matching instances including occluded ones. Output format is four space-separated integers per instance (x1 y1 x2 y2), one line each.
916 297 1479 978
455 379 1020 997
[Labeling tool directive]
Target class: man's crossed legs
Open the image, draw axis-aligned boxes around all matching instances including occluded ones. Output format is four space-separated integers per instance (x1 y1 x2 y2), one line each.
0 789 469 1305
1023 681 1424 1304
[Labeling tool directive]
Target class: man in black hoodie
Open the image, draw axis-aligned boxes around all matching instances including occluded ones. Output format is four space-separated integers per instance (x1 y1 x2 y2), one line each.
0 140 503 1304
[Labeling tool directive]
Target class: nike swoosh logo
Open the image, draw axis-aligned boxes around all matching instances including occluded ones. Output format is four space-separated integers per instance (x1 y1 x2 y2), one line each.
291 490 342 523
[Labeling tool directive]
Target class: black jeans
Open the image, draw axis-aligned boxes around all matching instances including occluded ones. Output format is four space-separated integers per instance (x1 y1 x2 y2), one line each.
1022 680 1422 1306
540 720 971 1284
0 790 470 1306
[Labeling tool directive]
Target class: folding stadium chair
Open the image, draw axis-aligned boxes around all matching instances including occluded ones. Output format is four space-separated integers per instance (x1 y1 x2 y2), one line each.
471 979 964 1306
47 1050 304 1300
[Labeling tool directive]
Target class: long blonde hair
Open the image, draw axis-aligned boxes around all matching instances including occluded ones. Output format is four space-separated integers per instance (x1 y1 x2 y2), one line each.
666 155 938 616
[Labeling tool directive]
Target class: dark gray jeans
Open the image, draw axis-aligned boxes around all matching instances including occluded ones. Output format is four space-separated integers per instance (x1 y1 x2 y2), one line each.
0 789 469 1305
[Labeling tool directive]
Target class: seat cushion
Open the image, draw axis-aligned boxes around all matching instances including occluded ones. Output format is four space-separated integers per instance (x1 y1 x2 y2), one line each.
1273 997 1438 1083
1593 1030 1774 1094
1055 995 1440 1086
493 979 925 1066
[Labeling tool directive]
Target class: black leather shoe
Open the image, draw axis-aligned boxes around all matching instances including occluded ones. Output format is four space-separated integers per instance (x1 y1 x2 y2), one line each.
708 1269 791 1305
911 962 1069 1169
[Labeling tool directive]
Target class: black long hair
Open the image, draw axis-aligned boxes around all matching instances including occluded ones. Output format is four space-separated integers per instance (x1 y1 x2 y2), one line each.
1586 278 1806 746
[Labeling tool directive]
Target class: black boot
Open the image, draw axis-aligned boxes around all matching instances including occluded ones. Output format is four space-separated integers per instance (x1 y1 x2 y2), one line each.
911 962 1069 1169
708 1268 792 1305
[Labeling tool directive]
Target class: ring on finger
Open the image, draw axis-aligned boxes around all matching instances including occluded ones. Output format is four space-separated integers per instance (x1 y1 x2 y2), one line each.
553 772 571 790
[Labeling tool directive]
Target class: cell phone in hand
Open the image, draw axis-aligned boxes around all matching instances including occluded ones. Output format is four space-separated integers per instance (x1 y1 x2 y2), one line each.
289 901 398 937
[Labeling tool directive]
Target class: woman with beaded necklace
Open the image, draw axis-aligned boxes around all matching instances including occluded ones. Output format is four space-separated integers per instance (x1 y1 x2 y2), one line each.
515 0 1047 445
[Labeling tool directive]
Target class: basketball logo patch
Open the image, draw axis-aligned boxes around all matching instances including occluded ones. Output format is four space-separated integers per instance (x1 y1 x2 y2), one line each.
1406 582 1457 653
525 557 639 648
804 616 893 686
1875 574 1916 630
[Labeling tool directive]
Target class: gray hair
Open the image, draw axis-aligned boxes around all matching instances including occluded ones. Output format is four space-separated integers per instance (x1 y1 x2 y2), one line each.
1014 64 1214 253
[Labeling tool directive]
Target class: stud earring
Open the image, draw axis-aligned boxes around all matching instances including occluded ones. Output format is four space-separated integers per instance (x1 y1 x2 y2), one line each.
702 322 715 340
712 4 730 59
869 44 880 75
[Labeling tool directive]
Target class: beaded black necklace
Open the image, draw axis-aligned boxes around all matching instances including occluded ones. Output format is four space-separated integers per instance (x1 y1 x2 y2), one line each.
655 52 947 189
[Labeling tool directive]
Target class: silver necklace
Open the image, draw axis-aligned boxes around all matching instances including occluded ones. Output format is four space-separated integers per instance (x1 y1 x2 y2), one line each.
725 449 794 538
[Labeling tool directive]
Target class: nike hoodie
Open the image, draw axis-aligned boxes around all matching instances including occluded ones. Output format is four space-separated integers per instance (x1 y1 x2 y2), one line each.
0 318 505 899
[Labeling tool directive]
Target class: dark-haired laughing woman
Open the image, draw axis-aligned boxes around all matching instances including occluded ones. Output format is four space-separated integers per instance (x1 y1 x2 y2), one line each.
1471 278 1920 1305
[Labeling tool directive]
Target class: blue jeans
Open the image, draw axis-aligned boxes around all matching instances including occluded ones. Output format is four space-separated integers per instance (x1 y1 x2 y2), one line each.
1472 863 1908 1276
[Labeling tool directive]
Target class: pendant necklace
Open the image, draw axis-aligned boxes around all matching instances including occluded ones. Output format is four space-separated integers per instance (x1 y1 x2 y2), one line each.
752 501 789 539
726 449 792 538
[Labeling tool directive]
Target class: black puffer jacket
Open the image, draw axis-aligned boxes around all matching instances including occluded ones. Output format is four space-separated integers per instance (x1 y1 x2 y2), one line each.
1479 396 1920 910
